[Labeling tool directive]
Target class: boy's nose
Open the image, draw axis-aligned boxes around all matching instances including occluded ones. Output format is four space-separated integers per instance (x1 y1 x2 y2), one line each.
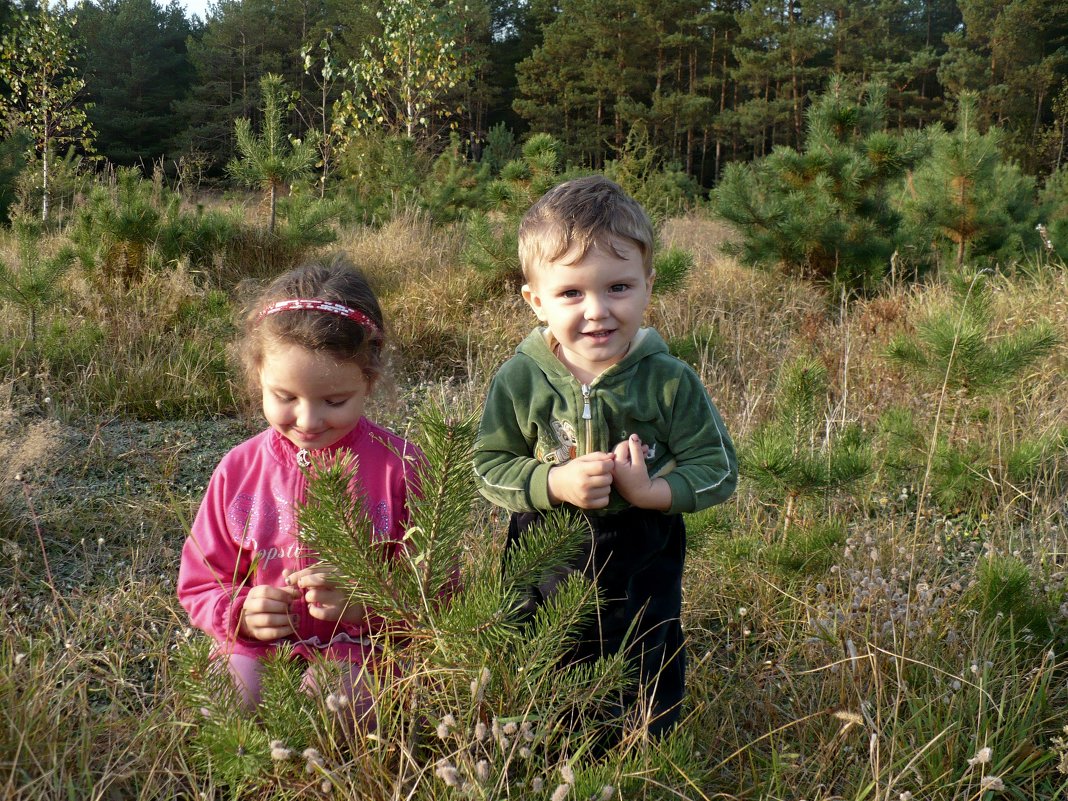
584 295 608 320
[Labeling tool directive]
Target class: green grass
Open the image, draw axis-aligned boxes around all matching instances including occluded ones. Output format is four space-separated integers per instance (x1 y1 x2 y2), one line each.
1 192 1067 799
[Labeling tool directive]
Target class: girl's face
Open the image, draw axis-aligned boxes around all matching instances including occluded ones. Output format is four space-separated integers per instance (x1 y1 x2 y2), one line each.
259 341 372 451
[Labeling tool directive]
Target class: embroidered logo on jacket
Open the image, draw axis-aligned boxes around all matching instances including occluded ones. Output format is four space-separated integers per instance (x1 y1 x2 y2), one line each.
535 419 578 465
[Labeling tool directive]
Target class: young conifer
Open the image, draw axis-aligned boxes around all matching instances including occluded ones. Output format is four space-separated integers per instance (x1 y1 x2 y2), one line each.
742 354 872 537
882 268 1062 515
227 74 318 235
894 92 1040 271
463 133 578 291
176 404 705 796
0 221 73 342
712 77 920 292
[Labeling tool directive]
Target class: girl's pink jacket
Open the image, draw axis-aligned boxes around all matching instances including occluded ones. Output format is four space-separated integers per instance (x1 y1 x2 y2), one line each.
177 418 421 661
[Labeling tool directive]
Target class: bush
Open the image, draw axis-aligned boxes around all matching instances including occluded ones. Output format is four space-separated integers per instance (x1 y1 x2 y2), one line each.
335 132 429 225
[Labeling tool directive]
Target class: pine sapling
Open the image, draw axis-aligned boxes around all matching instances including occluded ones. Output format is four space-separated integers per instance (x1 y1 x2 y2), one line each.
0 222 73 342
227 74 318 235
884 268 1060 515
742 354 872 538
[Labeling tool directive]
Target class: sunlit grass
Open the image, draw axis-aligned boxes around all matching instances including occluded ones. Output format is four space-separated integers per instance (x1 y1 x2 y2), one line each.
1 208 1066 799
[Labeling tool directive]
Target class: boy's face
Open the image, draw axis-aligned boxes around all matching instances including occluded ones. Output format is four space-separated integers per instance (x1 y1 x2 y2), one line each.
522 238 653 383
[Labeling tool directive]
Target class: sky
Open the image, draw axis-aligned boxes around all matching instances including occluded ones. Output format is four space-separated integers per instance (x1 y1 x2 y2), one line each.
178 0 213 23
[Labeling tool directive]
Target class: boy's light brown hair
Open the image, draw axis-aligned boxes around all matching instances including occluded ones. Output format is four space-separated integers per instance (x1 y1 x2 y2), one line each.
518 175 655 282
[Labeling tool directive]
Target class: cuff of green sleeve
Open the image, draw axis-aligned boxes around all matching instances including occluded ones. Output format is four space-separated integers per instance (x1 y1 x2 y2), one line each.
528 462 554 510
663 473 693 515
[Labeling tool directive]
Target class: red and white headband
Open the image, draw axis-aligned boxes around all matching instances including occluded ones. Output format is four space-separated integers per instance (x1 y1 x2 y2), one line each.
257 298 381 338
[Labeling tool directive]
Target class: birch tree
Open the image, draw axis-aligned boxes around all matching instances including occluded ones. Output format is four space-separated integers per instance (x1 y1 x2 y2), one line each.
0 0 95 222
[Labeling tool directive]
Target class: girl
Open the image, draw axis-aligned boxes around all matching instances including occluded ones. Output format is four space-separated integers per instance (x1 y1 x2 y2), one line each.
178 256 420 713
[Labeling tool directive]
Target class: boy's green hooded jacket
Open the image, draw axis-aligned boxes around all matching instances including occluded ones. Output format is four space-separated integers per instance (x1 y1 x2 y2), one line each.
474 326 737 515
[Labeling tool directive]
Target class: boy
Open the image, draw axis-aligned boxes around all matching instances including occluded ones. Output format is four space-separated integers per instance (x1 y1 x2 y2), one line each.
473 175 737 736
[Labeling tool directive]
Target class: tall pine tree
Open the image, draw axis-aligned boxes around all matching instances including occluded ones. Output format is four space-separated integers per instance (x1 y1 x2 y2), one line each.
76 0 196 166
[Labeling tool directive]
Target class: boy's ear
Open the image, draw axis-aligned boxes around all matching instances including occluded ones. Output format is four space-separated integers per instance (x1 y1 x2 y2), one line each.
521 283 548 322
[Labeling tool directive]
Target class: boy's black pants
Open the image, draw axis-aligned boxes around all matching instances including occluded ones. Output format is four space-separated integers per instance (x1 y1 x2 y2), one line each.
506 507 686 738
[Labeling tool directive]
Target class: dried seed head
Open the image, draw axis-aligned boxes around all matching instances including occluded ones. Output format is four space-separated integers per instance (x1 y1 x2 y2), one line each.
437 766 461 787
833 710 864 727
550 784 571 801
980 775 1005 792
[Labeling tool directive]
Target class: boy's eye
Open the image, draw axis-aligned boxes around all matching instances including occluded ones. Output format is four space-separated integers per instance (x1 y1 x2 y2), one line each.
609 283 630 293
561 289 581 299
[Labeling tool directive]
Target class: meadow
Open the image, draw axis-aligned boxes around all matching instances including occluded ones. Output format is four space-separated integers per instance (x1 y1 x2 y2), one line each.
1 187 1067 800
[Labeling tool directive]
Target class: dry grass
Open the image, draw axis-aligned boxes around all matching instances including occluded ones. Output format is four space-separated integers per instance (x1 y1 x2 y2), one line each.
2 211 1068 799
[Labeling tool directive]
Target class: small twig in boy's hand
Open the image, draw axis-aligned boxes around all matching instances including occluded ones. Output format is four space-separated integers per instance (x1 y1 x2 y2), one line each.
19 475 68 615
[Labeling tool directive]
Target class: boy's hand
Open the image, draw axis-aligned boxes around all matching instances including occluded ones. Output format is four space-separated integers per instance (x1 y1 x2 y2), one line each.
611 435 672 511
285 565 366 624
239 583 300 641
547 452 616 509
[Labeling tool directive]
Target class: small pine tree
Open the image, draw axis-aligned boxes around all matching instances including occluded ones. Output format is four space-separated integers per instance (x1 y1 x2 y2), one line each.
175 405 708 796
1037 165 1068 264
480 121 518 177
70 167 164 285
886 269 1059 399
227 74 318 235
419 131 489 222
741 354 872 538
0 222 74 342
894 92 1040 272
882 268 1062 514
463 133 585 291
602 123 701 225
711 77 920 292
0 129 31 223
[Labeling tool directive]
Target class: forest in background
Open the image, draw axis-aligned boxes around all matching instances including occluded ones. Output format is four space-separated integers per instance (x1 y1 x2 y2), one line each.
3 1 1068 799
0 0 1066 191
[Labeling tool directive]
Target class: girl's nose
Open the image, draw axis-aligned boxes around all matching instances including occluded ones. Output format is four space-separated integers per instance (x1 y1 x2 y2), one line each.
296 402 321 430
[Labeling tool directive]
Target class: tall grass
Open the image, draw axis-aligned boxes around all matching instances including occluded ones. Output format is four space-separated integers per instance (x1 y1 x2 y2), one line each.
1 205 1066 799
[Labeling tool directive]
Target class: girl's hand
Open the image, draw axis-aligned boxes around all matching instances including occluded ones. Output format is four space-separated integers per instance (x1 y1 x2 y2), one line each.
285 566 367 624
239 584 300 641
